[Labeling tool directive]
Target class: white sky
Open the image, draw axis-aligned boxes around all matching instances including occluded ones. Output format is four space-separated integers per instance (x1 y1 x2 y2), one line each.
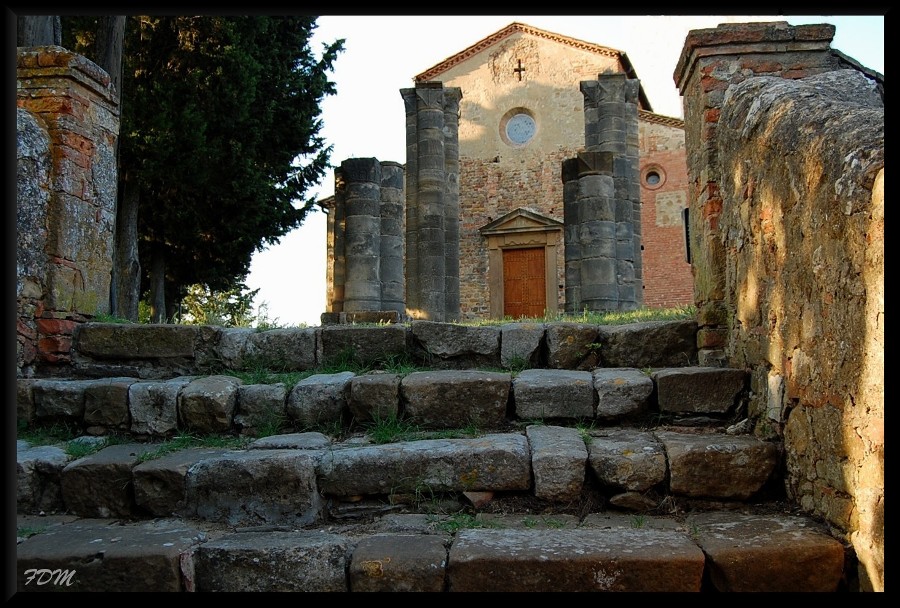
245 14 885 327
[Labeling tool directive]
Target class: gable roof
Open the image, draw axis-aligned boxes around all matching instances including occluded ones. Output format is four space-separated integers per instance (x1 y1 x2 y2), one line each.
414 22 653 111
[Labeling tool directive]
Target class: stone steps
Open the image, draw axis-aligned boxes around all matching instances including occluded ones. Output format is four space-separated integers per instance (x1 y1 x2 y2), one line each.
17 510 846 592
16 421 849 592
15 319 850 591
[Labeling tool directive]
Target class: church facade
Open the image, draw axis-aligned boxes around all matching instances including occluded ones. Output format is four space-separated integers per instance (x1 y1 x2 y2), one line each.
325 22 692 322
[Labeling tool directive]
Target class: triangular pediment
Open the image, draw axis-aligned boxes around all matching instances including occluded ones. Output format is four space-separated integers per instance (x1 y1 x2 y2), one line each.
414 21 652 111
479 207 563 236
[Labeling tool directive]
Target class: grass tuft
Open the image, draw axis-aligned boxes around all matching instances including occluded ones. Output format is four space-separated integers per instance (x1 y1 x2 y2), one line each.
135 434 249 463
363 413 420 444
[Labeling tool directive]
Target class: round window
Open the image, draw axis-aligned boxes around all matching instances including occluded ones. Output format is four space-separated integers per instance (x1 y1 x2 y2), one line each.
642 165 666 189
504 112 536 146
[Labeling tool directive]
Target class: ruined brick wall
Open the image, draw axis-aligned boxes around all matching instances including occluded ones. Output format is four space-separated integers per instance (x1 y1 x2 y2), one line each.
675 22 843 365
676 22 884 591
16 46 119 377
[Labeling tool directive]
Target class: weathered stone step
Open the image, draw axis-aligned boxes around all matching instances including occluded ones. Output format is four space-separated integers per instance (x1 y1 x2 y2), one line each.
20 427 779 526
18 365 748 439
68 318 698 378
16 511 847 592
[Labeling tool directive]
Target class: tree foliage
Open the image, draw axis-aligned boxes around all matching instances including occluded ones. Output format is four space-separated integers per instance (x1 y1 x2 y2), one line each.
63 16 344 319
177 283 263 327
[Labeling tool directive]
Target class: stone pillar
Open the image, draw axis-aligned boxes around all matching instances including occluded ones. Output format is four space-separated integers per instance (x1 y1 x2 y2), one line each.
16 46 119 376
562 159 581 313
443 88 462 321
417 84 447 321
401 88 420 315
674 21 840 365
325 158 407 317
624 79 643 306
327 169 347 313
575 154 617 311
563 74 641 313
379 161 405 315
400 82 462 321
341 158 383 312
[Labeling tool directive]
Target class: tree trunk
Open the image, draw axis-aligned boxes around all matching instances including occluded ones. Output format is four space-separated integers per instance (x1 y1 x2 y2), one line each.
114 173 141 320
149 244 167 324
17 16 62 46
94 16 125 101
95 17 130 318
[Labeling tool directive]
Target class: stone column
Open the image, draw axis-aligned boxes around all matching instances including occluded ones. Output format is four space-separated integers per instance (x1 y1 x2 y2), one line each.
417 84 448 321
327 169 347 313
575 153 617 311
16 46 119 376
379 161 405 315
400 82 462 321
624 78 643 306
442 88 462 321
674 21 840 365
562 158 581 313
341 158 383 312
401 88 420 314
564 74 641 313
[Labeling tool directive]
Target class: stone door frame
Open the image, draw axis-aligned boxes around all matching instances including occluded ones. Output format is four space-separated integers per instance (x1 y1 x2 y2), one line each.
479 208 563 320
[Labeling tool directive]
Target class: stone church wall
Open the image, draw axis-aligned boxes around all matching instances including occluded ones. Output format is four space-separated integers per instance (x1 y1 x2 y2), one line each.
430 27 692 320
676 21 884 591
16 46 120 378
638 117 692 308
458 149 571 319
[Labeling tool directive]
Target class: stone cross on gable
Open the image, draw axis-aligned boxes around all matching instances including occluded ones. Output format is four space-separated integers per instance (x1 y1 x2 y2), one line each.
513 59 525 81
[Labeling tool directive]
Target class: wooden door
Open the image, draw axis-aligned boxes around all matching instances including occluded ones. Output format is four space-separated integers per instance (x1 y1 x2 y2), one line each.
503 247 546 319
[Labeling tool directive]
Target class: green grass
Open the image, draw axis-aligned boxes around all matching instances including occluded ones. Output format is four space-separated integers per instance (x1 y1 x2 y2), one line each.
575 421 596 446
363 413 420 444
91 312 133 324
250 406 289 439
226 368 310 391
64 437 118 459
688 522 701 540
502 354 530 375
17 526 45 539
18 421 81 446
18 422 124 458
460 305 695 327
134 434 249 463
359 414 488 444
378 353 422 375
411 418 484 441
523 515 569 529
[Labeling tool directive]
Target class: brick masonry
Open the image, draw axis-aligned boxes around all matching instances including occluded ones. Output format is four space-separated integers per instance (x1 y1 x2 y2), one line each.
674 21 883 591
16 45 120 377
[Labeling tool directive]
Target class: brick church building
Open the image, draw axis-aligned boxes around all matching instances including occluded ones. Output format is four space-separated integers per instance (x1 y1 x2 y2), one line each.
325 22 693 322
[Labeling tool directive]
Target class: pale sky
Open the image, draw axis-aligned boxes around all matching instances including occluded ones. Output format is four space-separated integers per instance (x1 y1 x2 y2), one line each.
245 14 885 328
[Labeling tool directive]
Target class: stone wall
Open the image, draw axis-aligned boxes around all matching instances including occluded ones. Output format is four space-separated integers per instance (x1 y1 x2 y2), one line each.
675 22 884 591
16 46 120 378
638 114 692 308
